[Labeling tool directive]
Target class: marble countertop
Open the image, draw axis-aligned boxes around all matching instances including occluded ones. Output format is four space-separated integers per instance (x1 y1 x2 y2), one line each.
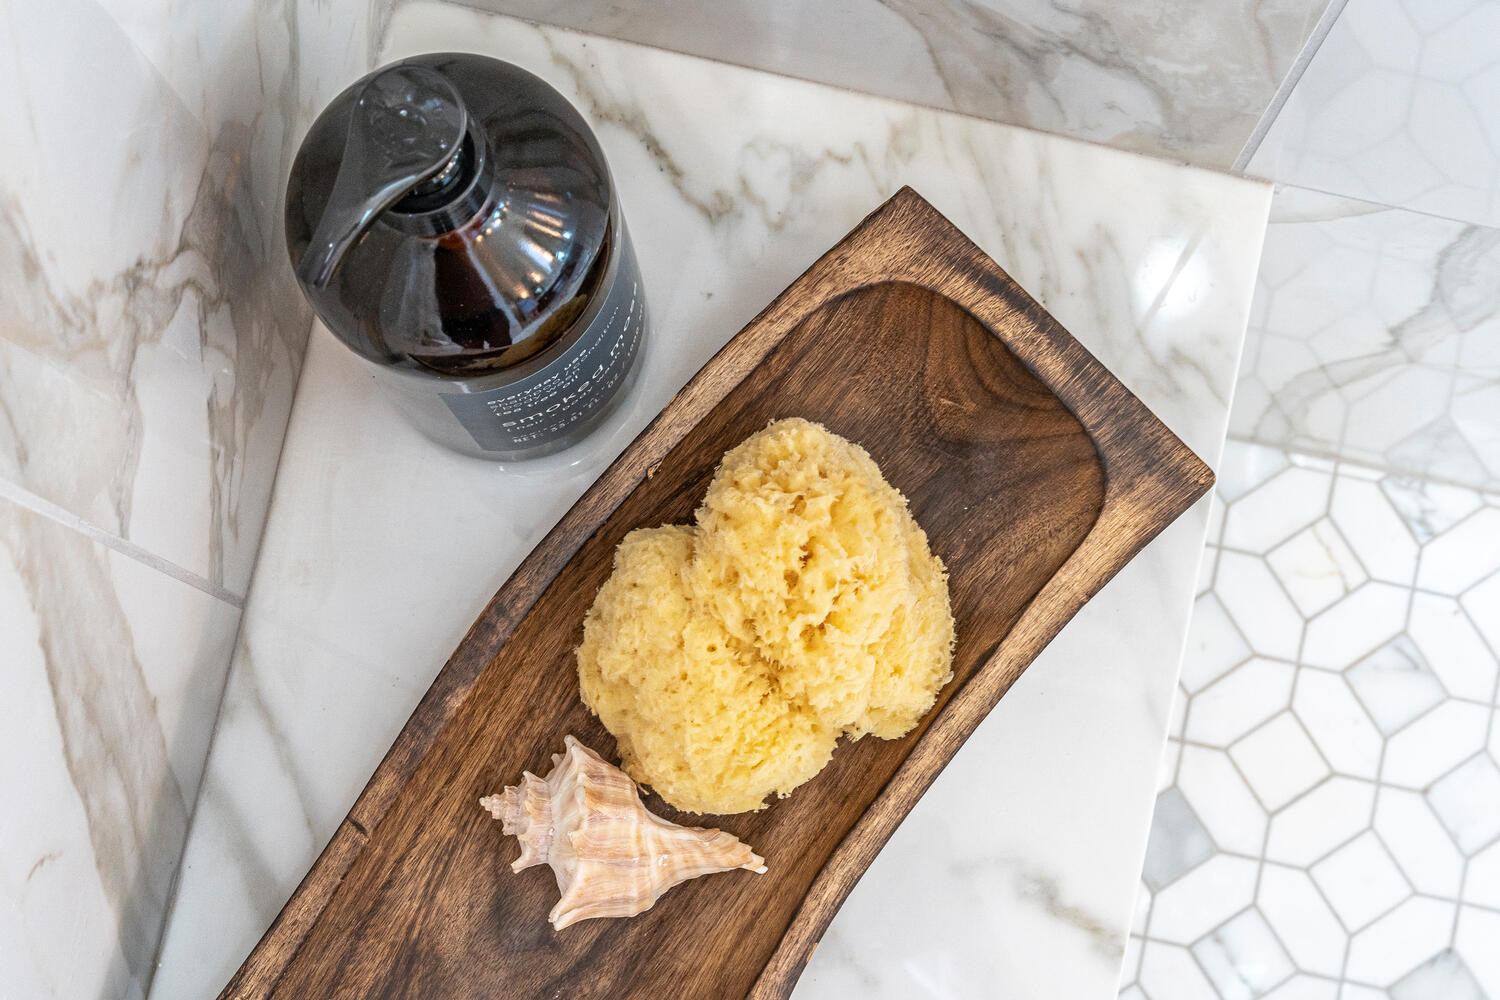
148 9 1270 998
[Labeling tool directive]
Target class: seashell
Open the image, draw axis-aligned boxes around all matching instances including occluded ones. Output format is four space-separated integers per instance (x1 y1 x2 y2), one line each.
480 735 766 929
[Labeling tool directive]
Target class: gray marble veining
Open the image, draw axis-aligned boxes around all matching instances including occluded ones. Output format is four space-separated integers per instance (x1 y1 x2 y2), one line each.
0 0 310 597
0 495 240 1000
8 509 187 996
464 0 1332 168
0 1 389 997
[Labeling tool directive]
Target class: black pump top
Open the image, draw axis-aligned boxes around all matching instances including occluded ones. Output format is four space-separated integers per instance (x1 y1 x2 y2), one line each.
285 53 615 375
297 65 470 289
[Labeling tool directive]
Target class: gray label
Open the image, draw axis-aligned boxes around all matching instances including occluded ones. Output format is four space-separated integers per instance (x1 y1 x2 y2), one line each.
441 251 644 453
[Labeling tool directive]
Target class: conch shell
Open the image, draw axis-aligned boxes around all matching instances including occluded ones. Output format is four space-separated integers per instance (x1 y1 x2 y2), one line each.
480 735 765 929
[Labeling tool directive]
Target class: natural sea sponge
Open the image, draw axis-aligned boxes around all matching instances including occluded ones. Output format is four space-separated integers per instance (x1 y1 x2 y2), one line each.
576 418 954 814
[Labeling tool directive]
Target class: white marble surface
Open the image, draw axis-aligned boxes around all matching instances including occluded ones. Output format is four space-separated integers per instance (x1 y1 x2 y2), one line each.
1247 0 1500 228
150 9 1271 999
470 0 1332 169
0 493 241 1000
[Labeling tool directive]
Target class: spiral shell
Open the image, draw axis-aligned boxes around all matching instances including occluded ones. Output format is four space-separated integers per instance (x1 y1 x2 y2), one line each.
481 736 765 929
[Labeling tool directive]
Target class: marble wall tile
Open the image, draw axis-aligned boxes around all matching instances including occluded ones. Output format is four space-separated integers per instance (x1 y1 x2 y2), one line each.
0 0 391 600
1119 442 1500 1000
295 0 389 135
0 1 391 998
464 0 1332 169
1232 184 1500 489
1248 0 1500 228
0 0 315 597
0 494 241 999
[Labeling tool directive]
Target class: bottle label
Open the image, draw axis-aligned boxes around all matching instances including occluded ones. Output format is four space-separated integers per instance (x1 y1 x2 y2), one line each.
440 248 644 454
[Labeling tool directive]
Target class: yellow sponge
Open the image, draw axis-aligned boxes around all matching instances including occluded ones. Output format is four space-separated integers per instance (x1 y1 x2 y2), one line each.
577 418 954 814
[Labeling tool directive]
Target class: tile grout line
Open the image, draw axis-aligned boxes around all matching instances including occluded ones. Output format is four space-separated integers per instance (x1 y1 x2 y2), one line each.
0 477 244 608
1221 541 1496 613
1461 629 1500 943
140 314 323 994
1231 0 1353 174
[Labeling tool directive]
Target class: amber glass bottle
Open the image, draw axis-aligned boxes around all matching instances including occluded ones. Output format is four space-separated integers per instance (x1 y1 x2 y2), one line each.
285 54 647 460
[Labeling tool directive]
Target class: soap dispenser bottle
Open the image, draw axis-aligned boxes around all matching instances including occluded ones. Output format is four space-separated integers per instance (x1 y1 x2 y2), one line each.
285 54 647 460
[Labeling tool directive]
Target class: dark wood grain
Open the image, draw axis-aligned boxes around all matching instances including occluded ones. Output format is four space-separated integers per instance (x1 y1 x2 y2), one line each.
222 188 1214 1000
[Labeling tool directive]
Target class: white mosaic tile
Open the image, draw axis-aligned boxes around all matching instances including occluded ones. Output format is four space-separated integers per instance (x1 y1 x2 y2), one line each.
1292 670 1384 780
1344 897 1456 988
1135 416 1500 998
1266 977 1340 1000
1381 700 1491 789
1372 787 1466 898
1330 476 1419 586
1258 863 1349 979
1389 950 1488 1000
1269 519 1369 616
1139 939 1221 1000
1185 657 1297 747
1346 635 1448 735
1232 713 1332 811
1181 592 1254 693
1454 906 1500 999
1426 753 1500 853
1382 477 1483 545
1218 551 1306 662
1417 507 1500 595
1388 414 1498 491
1223 466 1333 553
1217 441 1292 503
1451 383 1500 485
1311 831 1411 931
1193 908 1296 1000
1141 785 1216 893
1407 592 1499 702
1338 465 1385 484
1265 777 1376 867
1302 582 1409 671
1460 570 1500 655
1178 744 1268 857
1149 854 1260 945
1290 453 1337 477
1461 838 1500 909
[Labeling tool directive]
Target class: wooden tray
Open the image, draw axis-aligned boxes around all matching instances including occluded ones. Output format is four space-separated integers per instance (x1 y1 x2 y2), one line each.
224 188 1213 1000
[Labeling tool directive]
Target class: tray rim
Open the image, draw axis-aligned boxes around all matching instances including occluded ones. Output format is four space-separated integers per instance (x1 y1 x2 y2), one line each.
221 186 1214 1000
